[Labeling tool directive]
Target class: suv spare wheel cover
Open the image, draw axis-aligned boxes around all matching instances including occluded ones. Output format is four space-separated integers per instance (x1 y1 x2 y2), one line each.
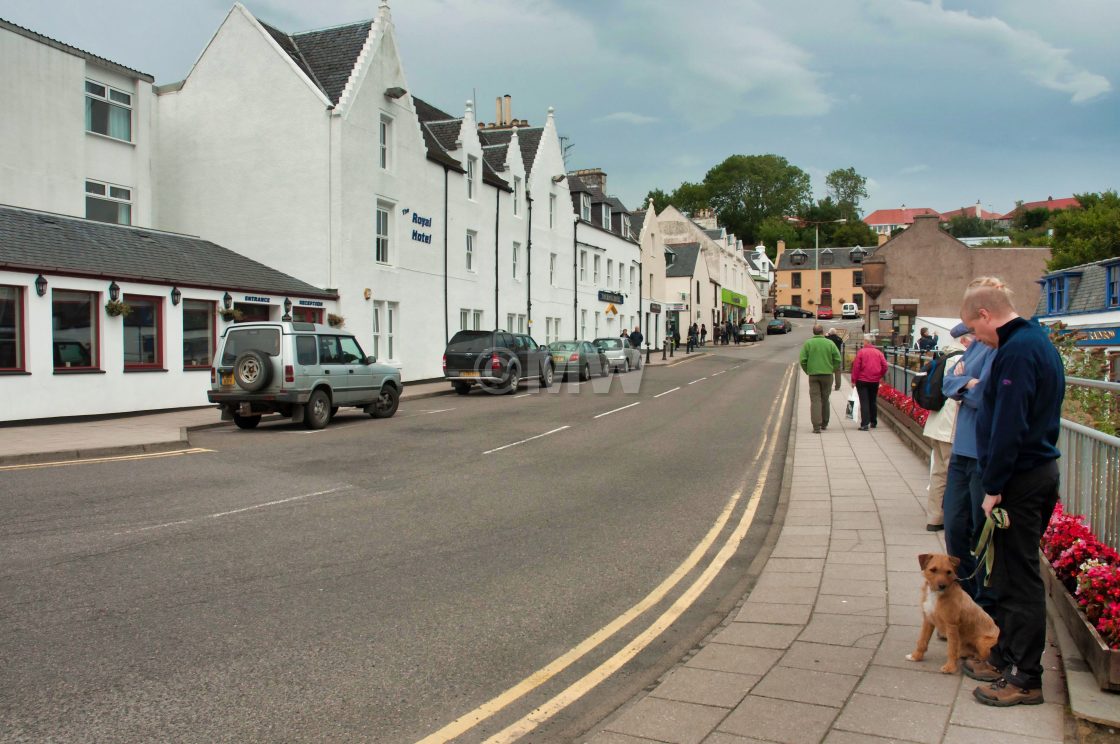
234 350 272 392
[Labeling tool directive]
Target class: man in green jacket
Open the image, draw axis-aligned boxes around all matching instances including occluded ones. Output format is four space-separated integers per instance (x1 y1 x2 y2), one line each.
800 324 843 433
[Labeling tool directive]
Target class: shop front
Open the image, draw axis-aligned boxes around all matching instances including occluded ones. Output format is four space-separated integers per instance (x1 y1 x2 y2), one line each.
720 288 754 325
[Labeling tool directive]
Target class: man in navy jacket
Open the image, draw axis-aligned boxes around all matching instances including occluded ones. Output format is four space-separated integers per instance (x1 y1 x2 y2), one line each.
960 277 1064 707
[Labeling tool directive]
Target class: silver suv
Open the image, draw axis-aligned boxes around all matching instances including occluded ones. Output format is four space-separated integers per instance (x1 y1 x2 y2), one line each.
208 321 401 430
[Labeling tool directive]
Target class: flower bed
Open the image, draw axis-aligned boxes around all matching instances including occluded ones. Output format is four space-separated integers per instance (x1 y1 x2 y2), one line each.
1043 502 1120 648
877 383 931 427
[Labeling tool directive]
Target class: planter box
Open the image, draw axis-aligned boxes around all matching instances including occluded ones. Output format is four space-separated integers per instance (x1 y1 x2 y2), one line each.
1042 557 1120 691
876 400 932 460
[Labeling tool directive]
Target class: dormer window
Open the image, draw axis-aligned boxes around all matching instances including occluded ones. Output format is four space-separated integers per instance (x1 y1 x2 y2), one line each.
849 246 868 264
602 204 610 226
621 215 631 238
820 248 834 266
789 249 808 266
1108 264 1120 308
1045 276 1069 314
580 194 591 221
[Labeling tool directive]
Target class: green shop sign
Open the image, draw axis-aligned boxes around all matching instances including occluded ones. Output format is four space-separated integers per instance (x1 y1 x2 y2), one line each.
721 288 749 308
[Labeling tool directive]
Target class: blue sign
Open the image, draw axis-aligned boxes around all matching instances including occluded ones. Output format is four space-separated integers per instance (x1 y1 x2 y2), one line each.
598 290 624 304
298 299 324 307
1072 327 1119 346
243 295 271 303
411 212 433 244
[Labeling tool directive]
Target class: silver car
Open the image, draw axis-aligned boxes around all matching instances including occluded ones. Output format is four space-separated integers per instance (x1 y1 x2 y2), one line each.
593 337 641 372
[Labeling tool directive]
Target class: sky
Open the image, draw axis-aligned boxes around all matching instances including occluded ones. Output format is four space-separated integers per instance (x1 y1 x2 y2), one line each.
2 0 1116 218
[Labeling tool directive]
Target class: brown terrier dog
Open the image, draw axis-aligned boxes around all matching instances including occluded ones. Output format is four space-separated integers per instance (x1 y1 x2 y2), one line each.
905 553 999 674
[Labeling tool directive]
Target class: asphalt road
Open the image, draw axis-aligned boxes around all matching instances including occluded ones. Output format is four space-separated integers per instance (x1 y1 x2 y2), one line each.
0 318 839 743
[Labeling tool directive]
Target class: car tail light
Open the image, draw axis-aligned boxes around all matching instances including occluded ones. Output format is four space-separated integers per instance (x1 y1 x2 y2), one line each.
442 354 447 369
490 352 501 371
210 367 216 384
284 365 294 383
569 353 579 362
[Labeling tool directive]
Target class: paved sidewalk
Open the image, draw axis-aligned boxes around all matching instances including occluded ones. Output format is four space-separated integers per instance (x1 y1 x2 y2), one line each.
588 371 1067 744
0 379 453 464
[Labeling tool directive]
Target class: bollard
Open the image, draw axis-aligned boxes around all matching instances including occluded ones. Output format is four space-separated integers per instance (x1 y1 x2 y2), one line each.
646 344 651 366
662 343 667 361
669 339 674 358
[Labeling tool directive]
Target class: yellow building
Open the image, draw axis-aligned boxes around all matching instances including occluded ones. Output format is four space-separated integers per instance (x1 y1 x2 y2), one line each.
773 240 872 313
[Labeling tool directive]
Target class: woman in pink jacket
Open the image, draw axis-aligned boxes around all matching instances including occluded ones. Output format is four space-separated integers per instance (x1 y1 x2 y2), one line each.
850 334 889 431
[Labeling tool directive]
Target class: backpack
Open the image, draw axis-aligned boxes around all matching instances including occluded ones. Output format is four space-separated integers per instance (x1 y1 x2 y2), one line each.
911 350 963 411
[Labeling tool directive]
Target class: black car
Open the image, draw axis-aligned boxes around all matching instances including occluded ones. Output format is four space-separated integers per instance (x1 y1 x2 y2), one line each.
766 318 793 334
774 304 815 318
442 330 553 394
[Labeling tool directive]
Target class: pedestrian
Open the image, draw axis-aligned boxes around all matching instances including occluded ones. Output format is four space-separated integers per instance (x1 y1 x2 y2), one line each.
849 333 887 430
686 323 698 352
725 320 734 345
799 324 842 434
620 328 629 340
921 332 967 532
700 323 707 346
941 322 995 604
826 328 844 391
629 326 643 368
960 277 1065 708
672 324 680 349
712 325 720 345
917 326 936 352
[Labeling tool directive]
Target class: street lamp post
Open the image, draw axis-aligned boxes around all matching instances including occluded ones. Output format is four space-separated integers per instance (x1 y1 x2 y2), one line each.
786 216 847 311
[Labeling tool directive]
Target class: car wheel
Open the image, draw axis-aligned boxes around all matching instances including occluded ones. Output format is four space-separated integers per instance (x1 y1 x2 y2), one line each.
579 362 590 381
453 381 471 395
370 385 400 418
233 350 272 392
539 362 554 388
504 366 521 394
305 389 331 430
232 413 261 429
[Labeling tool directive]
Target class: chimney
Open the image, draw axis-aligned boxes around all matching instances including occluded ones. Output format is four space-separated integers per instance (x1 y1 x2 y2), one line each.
975 200 981 218
503 94 512 126
877 232 889 246
495 97 502 127
571 167 607 194
776 239 786 260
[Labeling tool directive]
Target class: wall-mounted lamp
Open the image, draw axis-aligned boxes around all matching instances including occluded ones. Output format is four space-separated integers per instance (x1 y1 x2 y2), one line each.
283 298 293 321
551 174 566 183
222 292 233 310
108 281 120 301
363 288 372 300
170 287 182 306
384 86 408 99
35 274 48 297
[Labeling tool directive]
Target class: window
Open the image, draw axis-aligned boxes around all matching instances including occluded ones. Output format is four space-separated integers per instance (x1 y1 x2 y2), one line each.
473 309 482 330
466 231 476 272
517 314 526 333
594 311 601 337
594 254 601 284
1047 278 1067 314
296 336 318 365
318 335 344 364
513 242 520 279
580 251 587 282
601 204 610 226
182 299 215 368
630 267 636 294
52 290 99 370
85 180 131 225
549 253 558 286
853 270 863 287
852 292 863 309
372 305 382 360
607 259 613 286
792 272 802 289
123 295 162 369
85 79 131 141
549 194 556 228
513 177 522 216
622 215 631 239
373 301 398 359
467 156 478 200
791 295 802 307
379 115 392 170
1108 265 1120 308
820 249 834 266
0 285 24 370
222 328 279 364
507 313 515 331
581 193 591 221
292 307 322 323
339 336 366 364
581 309 587 339
376 204 391 263
821 271 832 288
460 309 469 331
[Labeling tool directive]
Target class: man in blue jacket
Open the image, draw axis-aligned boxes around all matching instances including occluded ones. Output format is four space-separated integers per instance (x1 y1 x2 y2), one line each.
960 278 1064 708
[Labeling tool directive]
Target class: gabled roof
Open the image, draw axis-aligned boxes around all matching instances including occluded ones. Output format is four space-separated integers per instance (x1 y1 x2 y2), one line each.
863 208 939 226
482 143 510 173
1035 257 1120 317
258 18 372 106
775 246 875 271
744 255 761 273
411 97 507 188
1011 196 1081 215
0 16 154 82
478 127 544 178
666 243 701 277
0 205 335 298
630 211 647 235
939 206 1002 221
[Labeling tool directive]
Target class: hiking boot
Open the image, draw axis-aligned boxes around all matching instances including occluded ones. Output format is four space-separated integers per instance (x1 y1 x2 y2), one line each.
963 657 1002 682
973 678 1043 707
926 523 945 532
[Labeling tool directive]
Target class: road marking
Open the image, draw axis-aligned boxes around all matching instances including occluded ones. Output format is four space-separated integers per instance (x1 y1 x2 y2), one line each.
712 370 726 376
731 364 742 369
513 393 532 399
118 486 351 535
593 402 640 419
688 377 707 385
420 367 794 744
399 408 457 419
483 426 571 455
481 365 795 744
0 447 213 472
653 387 680 398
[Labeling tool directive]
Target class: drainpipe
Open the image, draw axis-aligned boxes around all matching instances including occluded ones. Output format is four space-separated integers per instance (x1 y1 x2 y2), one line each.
442 165 449 344
573 219 579 337
526 192 533 332
494 186 500 327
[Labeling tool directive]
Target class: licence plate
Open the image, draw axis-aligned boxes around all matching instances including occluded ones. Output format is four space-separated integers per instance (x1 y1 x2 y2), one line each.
221 373 235 386
459 371 480 378
552 355 566 364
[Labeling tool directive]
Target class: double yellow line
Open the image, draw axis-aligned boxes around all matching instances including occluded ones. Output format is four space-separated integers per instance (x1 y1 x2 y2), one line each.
0 447 213 472
419 364 795 744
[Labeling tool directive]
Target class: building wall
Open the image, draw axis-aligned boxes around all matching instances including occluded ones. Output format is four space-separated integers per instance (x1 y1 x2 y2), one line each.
0 26 153 225
636 202 669 346
574 222 641 341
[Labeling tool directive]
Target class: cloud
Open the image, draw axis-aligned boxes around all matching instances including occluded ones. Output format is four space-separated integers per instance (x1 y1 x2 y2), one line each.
899 164 930 175
599 112 659 125
869 0 1110 103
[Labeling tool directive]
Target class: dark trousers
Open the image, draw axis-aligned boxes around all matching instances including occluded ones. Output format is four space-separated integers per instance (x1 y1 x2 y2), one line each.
943 454 997 611
807 374 833 430
855 381 879 427
988 460 1060 690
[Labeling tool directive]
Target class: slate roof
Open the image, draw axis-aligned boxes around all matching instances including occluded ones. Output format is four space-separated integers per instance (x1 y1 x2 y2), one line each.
630 211 646 235
775 246 875 271
665 243 701 277
0 16 153 82
704 228 725 241
0 205 335 298
410 97 508 189
1035 258 1120 317
482 143 510 173
478 127 544 178
258 18 372 105
745 255 762 273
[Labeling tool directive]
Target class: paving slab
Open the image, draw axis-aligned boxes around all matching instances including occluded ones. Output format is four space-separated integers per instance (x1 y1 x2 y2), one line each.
751 665 860 708
686 643 783 676
649 667 761 709
716 622 803 650
832 693 950 744
718 696 838 744
601 697 727 744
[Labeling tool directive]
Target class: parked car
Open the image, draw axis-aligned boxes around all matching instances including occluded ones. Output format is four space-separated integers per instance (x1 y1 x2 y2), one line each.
841 302 860 319
208 321 401 430
766 318 793 334
739 323 764 342
547 340 609 381
442 330 553 395
817 305 834 320
593 337 640 372
774 304 815 318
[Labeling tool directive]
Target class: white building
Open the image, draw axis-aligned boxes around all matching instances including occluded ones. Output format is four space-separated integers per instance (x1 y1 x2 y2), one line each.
0 17 156 227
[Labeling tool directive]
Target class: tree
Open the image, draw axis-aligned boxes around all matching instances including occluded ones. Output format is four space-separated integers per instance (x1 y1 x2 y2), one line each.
703 154 812 244
755 216 800 259
831 220 877 248
644 188 671 212
1047 191 1120 270
946 214 997 238
825 167 869 217
669 181 711 216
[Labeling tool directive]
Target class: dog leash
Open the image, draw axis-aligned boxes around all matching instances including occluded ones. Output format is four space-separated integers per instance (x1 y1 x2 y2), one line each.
962 507 1010 587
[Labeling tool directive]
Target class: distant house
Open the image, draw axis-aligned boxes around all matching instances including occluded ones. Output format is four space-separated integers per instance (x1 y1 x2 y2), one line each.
1034 258 1120 381
938 201 1003 223
863 207 940 237
1000 196 1082 226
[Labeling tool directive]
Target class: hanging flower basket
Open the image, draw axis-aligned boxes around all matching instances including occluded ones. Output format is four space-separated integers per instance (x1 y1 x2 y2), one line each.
218 307 244 322
327 313 345 328
105 300 132 317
